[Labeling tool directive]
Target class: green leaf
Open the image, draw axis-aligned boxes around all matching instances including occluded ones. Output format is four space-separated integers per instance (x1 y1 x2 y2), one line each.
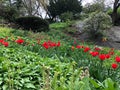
2 85 8 90
25 83 36 89
103 78 116 90
80 77 91 90
89 78 100 88
0 78 3 85
23 78 30 83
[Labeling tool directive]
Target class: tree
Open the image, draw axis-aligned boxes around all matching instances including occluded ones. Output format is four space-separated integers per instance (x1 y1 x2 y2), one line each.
112 0 120 25
20 0 48 17
37 0 50 18
83 0 105 13
83 12 112 39
47 0 82 20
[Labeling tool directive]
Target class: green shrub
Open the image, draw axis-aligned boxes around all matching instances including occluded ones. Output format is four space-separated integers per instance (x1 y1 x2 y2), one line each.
79 13 89 20
107 8 120 24
60 12 73 22
73 13 82 20
0 6 18 22
83 12 112 39
107 9 113 16
107 7 120 16
15 16 49 32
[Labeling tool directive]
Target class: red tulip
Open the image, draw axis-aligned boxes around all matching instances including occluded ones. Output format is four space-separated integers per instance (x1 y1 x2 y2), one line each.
109 51 114 55
90 51 99 57
0 39 4 43
2 41 9 47
94 47 101 51
115 56 120 63
57 41 60 47
105 54 110 59
112 63 118 69
99 54 106 61
84 47 90 52
42 42 49 49
16 39 24 44
76 45 82 49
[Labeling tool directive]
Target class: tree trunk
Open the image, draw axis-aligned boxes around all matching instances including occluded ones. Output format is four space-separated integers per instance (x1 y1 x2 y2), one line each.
112 8 118 25
112 0 120 25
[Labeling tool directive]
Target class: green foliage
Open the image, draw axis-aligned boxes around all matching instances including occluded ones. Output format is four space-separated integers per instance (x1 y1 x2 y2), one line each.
0 20 120 89
107 8 120 16
0 46 91 90
83 1 105 14
107 9 113 15
90 78 120 90
107 7 120 25
50 22 69 30
47 0 82 19
73 13 82 20
60 12 73 22
15 16 49 32
83 12 112 39
117 7 120 16
0 6 18 22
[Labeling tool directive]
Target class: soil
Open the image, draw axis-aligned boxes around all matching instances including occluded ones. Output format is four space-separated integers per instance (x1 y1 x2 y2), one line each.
69 24 120 50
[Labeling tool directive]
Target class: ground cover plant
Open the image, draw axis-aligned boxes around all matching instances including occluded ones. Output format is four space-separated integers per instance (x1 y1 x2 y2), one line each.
0 22 120 89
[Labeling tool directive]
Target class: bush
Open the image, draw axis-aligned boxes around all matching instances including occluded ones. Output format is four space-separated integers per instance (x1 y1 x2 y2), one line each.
107 7 120 16
107 8 120 24
83 12 112 39
60 12 73 22
73 13 81 20
15 16 49 32
107 9 113 16
0 6 18 22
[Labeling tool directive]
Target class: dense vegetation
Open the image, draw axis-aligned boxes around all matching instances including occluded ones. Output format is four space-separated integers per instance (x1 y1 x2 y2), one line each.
15 16 49 32
0 0 120 89
0 22 120 89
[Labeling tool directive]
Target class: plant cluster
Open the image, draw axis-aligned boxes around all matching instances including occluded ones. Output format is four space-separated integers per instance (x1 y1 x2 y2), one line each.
47 0 82 20
0 34 120 89
60 12 73 22
0 6 18 22
0 24 120 89
15 16 49 32
83 12 112 39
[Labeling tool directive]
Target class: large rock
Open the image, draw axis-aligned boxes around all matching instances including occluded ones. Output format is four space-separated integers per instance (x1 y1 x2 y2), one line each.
107 26 120 42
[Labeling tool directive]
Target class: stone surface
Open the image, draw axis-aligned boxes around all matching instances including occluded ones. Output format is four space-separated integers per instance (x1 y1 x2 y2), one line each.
72 21 120 49
107 26 120 42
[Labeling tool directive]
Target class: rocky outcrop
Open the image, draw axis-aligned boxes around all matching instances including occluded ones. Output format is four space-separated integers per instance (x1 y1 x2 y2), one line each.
107 26 120 43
